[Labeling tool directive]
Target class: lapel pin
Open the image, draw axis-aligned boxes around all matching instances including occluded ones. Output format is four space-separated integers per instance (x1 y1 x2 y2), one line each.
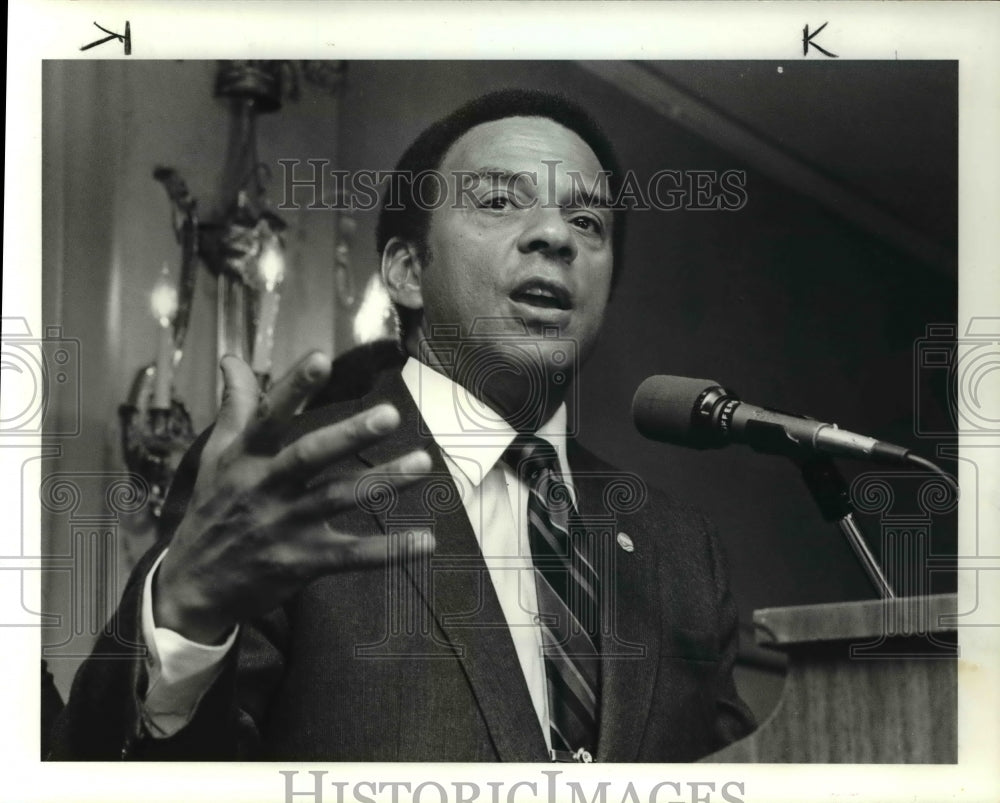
616 532 634 553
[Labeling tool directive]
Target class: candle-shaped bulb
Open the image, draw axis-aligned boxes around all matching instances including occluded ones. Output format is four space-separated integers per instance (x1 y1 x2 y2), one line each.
151 270 179 327
251 236 285 376
353 273 394 344
258 237 285 292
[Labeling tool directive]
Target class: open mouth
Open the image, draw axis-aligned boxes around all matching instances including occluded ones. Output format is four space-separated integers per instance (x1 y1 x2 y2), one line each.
509 280 572 311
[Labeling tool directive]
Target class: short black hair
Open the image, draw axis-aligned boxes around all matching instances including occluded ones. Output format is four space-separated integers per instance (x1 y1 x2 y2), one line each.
376 89 626 336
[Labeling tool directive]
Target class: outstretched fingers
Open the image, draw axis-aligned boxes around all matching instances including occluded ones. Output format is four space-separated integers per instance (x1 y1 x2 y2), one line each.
243 351 332 453
318 528 436 574
291 449 433 524
294 449 436 573
264 404 403 488
214 355 267 439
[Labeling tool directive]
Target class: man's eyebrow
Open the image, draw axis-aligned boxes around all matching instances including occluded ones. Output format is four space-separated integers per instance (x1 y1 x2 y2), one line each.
463 166 537 184
455 166 611 208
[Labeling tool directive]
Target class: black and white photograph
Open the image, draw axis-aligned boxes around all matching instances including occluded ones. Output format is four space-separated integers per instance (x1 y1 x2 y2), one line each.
4 3 999 802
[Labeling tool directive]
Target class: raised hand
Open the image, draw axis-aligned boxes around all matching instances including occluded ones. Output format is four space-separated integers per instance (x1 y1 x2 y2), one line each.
153 352 433 645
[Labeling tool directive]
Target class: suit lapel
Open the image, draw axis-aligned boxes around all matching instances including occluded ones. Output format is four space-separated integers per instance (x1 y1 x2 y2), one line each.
356 371 548 762
568 443 662 763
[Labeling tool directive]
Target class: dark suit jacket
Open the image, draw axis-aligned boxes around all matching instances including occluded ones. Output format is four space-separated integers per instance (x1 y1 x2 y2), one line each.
48 367 754 761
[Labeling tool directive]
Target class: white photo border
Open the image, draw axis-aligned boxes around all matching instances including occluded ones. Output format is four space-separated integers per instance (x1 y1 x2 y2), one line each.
5 2 998 802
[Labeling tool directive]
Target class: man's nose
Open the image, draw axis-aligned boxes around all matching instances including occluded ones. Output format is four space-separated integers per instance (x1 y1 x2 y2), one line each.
517 205 578 263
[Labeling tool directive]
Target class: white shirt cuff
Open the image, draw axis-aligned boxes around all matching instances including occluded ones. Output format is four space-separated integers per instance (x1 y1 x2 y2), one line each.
140 548 238 738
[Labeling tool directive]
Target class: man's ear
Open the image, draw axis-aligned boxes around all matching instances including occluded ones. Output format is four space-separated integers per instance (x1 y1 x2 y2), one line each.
380 237 424 311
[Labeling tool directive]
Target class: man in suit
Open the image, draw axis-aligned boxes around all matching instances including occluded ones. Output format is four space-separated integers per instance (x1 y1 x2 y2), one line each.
48 89 754 761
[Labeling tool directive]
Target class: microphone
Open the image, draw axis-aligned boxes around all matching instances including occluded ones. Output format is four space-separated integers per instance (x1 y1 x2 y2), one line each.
632 375 910 463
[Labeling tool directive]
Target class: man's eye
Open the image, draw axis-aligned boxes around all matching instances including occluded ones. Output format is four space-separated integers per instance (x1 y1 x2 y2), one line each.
479 194 515 210
571 214 603 234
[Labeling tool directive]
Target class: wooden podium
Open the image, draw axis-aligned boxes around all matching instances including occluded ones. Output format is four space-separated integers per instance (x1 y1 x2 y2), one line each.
703 593 957 763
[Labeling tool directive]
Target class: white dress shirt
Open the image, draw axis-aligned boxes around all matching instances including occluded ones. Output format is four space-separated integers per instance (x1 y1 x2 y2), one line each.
141 357 573 745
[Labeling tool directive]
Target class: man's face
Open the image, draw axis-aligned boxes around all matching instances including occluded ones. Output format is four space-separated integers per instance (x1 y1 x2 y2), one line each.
415 115 615 379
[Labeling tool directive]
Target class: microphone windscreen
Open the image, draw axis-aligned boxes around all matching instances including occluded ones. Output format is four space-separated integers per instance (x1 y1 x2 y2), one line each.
631 375 721 445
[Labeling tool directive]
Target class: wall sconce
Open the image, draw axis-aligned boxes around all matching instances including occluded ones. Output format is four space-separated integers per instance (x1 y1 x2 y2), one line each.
120 60 347 517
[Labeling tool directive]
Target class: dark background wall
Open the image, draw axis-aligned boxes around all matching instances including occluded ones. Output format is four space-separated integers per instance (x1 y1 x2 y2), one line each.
41 60 957 720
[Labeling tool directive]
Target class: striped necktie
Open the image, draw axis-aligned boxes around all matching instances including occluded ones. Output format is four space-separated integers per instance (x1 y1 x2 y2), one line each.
503 435 601 762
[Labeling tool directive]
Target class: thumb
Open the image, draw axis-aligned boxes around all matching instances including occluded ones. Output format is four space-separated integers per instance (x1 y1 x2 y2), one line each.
215 354 261 437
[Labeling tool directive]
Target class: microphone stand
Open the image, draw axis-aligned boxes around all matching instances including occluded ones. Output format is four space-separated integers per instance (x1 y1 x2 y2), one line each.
796 456 896 599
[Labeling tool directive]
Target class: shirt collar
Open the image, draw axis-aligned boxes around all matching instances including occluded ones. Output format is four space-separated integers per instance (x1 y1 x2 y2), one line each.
400 356 570 489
